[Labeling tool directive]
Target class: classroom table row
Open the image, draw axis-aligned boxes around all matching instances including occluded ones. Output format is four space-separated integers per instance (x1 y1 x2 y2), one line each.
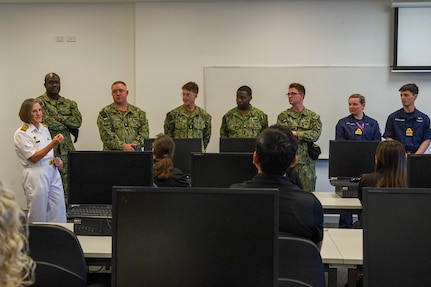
64 223 363 287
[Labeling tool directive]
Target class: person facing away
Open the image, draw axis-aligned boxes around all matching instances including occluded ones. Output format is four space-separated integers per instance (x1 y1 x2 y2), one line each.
164 81 212 151
355 140 407 228
153 134 191 187
0 182 35 287
36 72 82 204
97 81 149 151
231 124 324 249
335 93 381 228
383 83 431 154
277 82 322 191
13 98 67 223
336 94 381 141
220 85 268 138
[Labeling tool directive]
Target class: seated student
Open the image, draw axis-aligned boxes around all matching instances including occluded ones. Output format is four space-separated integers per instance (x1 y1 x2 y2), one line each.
231 125 324 249
153 134 190 187
0 182 35 287
354 140 407 228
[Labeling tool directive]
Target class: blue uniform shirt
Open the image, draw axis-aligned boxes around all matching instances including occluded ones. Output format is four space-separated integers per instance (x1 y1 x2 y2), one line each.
336 114 381 141
383 108 431 153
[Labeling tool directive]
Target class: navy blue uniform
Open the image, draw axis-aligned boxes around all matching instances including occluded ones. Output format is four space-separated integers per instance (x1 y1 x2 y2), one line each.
336 114 381 141
383 108 431 153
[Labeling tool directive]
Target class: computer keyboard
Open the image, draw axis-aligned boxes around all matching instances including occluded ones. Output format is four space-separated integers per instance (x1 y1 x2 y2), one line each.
67 206 112 218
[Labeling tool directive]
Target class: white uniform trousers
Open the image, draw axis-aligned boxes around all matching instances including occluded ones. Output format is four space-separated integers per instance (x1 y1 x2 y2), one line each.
22 159 66 223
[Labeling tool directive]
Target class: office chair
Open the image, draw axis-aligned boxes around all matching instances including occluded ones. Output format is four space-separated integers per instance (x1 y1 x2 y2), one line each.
278 235 326 287
28 224 110 287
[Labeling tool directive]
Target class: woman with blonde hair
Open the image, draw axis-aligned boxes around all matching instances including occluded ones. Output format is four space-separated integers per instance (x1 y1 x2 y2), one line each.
0 183 35 287
153 134 190 187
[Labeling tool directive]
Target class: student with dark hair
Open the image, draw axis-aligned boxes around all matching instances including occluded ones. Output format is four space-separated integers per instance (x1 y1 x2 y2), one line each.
231 124 323 249
383 83 431 154
153 134 190 187
220 85 268 138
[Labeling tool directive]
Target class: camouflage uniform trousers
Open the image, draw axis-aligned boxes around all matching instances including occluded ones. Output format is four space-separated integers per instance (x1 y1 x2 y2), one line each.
293 162 316 192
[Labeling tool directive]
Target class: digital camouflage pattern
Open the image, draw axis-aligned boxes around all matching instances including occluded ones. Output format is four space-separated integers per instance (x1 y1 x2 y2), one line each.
164 105 212 151
277 107 322 191
37 92 82 203
220 105 268 138
97 103 149 151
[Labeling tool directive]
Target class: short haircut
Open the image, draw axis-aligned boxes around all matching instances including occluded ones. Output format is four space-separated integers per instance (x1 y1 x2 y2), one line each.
255 124 298 175
182 82 199 94
44 72 60 83
399 83 419 95
289 82 305 95
18 98 38 124
237 85 252 97
111 81 127 89
349 93 366 105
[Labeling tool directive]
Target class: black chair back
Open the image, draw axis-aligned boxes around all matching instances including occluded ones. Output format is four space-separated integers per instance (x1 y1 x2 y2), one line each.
28 224 87 287
278 236 325 287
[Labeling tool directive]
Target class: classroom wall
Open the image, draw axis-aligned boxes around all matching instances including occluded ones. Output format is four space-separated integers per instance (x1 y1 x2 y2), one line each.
2 0 430 208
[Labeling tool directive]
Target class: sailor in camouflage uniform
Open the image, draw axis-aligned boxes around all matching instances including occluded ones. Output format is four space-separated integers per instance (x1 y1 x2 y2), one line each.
277 83 322 191
36 73 82 204
97 81 149 151
220 85 268 138
164 82 211 151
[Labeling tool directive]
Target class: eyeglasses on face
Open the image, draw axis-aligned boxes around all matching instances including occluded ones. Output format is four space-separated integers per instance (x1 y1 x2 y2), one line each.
286 92 301 97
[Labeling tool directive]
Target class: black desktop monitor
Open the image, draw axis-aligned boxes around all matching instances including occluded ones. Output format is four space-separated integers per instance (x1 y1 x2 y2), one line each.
112 186 279 287
191 152 257 187
362 187 431 287
328 140 380 179
144 137 201 175
219 137 256 152
407 154 431 188
68 151 153 205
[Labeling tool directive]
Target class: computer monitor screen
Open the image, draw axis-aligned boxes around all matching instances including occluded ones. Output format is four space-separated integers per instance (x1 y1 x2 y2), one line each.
191 152 257 187
68 151 153 205
112 186 279 287
219 137 256 152
362 187 431 287
328 140 380 179
407 154 431 188
144 138 201 175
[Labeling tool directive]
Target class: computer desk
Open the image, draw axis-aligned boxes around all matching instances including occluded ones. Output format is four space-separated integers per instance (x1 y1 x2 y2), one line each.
326 228 363 287
313 191 362 214
34 224 362 287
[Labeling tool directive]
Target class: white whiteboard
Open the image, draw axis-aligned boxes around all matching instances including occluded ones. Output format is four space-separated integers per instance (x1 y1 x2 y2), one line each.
204 66 431 157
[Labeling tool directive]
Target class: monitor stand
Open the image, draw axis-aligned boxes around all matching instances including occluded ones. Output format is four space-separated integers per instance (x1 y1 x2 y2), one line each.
329 179 359 198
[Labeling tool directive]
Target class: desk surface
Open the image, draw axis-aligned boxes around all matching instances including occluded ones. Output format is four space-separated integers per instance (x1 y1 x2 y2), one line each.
313 192 362 213
34 222 112 258
321 230 343 264
34 223 362 265
326 228 363 265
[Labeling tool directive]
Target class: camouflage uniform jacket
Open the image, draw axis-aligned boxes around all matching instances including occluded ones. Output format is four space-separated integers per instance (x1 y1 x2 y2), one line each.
277 107 322 164
220 105 268 138
97 103 149 150
37 93 82 157
164 105 212 150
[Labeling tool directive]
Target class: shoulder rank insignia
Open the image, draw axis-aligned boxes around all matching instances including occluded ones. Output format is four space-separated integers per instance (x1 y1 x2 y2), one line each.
21 124 28 131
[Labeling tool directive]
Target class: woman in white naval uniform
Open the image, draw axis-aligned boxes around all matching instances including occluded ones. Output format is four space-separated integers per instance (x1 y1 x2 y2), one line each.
14 98 66 223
